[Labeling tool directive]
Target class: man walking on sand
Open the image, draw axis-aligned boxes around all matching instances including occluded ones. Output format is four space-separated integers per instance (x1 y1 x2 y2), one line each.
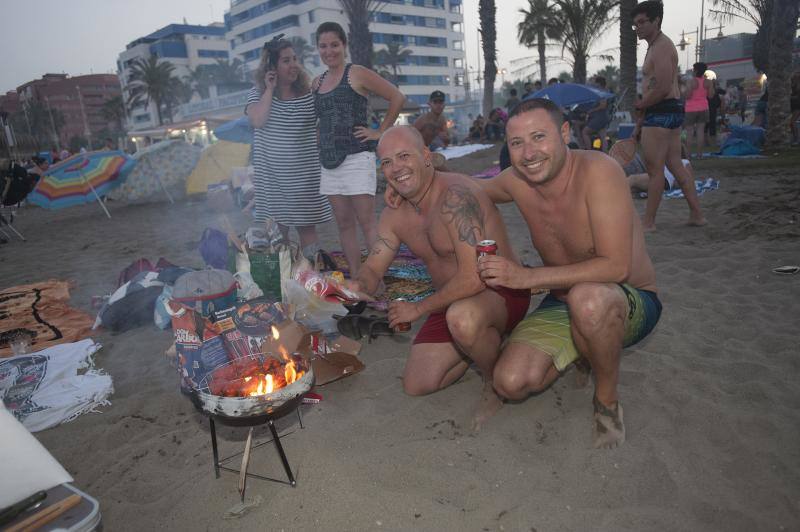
475 98 662 448
413 90 450 151
631 0 706 231
349 126 531 430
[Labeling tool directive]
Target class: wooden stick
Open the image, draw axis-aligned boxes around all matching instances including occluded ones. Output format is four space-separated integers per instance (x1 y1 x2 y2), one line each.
7 493 82 532
238 427 254 502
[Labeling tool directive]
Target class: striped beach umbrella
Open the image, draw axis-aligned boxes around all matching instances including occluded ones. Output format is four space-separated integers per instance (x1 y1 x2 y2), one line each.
28 150 136 218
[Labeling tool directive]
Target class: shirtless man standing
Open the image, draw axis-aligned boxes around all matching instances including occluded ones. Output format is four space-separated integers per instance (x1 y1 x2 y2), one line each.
414 90 450 150
351 126 531 428
632 0 705 231
475 98 662 448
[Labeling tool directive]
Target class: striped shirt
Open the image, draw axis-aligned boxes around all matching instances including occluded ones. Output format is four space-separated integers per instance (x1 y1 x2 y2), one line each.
246 88 332 226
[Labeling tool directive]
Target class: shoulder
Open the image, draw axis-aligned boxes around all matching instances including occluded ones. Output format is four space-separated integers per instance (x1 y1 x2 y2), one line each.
572 151 626 192
438 173 491 206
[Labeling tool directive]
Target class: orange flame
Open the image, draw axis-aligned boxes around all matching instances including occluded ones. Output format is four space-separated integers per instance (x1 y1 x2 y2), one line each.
278 344 290 361
271 325 280 339
249 374 273 396
285 361 297 384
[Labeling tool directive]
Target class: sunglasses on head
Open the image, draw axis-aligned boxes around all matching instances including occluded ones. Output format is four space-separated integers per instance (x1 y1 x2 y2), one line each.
263 33 287 52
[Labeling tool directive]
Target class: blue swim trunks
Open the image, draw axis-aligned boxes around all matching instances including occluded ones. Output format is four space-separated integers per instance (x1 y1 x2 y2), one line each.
508 284 662 371
643 98 685 129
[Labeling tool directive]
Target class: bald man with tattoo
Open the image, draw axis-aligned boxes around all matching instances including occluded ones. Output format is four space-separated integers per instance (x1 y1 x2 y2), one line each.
348 126 531 430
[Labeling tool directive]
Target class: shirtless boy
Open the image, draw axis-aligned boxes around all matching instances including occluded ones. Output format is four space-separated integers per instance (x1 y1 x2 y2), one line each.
632 0 705 231
350 126 530 428
475 98 662 448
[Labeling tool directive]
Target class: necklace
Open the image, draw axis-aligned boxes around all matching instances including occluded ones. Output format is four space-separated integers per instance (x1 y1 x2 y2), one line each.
648 31 662 50
408 172 435 214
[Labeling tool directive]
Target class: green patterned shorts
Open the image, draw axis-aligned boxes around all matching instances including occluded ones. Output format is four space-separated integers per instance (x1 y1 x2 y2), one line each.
507 284 662 371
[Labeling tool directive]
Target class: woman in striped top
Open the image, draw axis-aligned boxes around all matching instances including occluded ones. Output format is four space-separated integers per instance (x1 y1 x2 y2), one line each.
246 37 332 259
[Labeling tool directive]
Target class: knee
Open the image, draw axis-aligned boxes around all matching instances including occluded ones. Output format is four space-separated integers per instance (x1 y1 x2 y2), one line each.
566 284 622 332
493 361 547 400
445 303 482 348
402 374 437 396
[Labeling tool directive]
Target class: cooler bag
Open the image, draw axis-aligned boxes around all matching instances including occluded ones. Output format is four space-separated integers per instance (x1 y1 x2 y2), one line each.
172 269 237 317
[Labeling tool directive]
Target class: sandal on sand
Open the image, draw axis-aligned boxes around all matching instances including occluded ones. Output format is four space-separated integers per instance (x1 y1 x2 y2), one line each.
333 314 394 343
773 265 799 275
334 314 363 340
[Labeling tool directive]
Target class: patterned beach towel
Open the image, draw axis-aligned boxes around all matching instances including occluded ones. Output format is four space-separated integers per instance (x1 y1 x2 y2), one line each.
0 281 95 357
664 178 720 199
327 247 434 303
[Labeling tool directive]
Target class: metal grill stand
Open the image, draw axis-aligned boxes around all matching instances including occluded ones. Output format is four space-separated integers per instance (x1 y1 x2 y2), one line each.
207 402 304 500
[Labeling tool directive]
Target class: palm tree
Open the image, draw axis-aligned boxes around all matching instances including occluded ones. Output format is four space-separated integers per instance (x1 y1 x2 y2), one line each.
594 64 620 90
126 56 177 125
101 95 127 132
184 65 214 99
338 0 386 69
479 0 498 117
710 1 772 73
375 42 413 83
289 36 315 67
764 0 800 147
517 0 562 85
618 0 637 111
554 0 618 84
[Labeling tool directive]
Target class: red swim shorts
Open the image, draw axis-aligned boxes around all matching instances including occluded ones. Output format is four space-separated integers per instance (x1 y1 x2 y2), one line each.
412 287 532 345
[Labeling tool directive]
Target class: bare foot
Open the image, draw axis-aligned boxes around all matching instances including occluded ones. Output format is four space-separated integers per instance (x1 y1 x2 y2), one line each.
470 381 504 433
574 358 591 389
592 396 625 449
687 216 707 227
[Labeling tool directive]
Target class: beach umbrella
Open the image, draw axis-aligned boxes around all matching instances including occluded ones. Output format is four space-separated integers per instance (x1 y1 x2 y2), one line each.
107 140 202 203
213 116 252 144
185 140 250 195
28 150 135 218
527 83 613 111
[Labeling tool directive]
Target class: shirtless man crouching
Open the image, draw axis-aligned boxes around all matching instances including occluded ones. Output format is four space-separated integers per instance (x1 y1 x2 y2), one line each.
475 99 662 448
632 0 705 231
349 126 531 429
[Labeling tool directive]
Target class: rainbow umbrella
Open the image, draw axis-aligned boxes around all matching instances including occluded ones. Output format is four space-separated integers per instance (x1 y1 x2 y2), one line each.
28 150 136 218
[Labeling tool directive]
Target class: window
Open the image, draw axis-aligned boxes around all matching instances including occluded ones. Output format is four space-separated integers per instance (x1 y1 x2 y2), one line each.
454 58 464 69
451 22 463 33
308 10 314 23
452 40 463 51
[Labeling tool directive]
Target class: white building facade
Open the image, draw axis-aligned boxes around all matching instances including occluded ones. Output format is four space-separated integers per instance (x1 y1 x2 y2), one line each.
118 23 231 130
224 0 467 105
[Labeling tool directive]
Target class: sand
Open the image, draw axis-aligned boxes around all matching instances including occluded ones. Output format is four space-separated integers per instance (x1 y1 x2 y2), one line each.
1 146 798 531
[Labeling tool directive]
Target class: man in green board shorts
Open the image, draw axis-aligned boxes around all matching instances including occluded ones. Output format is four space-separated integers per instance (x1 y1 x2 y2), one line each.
475 98 662 449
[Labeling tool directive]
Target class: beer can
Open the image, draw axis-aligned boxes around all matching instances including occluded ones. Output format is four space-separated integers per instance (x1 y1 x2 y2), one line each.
476 239 498 258
393 298 412 332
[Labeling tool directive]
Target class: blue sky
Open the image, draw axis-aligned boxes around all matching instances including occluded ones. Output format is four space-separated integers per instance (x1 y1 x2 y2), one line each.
1 0 756 94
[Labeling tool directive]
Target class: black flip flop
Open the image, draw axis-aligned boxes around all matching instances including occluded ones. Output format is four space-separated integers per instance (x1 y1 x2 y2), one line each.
334 314 363 340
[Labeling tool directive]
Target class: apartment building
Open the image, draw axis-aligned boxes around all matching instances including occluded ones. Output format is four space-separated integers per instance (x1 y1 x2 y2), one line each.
15 73 122 149
225 0 467 104
118 23 230 130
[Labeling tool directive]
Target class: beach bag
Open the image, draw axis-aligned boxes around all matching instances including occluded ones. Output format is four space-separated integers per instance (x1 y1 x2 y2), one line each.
117 258 155 288
199 228 230 270
248 246 294 301
172 269 237 317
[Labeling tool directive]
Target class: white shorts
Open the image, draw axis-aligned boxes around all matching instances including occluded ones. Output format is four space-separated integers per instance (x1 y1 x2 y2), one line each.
319 151 376 196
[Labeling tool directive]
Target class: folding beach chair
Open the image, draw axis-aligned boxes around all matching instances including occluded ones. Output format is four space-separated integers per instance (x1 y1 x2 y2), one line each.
0 162 35 241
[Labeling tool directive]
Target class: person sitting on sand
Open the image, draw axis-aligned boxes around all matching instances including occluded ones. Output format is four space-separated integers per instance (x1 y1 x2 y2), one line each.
473 98 662 448
348 126 531 430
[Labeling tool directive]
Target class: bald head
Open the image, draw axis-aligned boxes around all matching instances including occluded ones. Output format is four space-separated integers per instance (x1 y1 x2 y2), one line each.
378 125 426 156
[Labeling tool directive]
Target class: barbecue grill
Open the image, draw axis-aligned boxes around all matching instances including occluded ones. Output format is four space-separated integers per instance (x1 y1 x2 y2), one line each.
191 355 315 498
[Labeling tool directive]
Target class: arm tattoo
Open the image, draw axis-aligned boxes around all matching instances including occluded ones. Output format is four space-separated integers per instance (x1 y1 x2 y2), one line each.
647 76 657 90
370 234 399 256
439 184 485 246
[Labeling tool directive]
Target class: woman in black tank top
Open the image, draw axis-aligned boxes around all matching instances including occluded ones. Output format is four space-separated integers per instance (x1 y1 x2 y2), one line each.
312 22 405 277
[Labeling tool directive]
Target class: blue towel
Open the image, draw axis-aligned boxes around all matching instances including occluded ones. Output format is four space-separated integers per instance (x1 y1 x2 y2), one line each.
664 178 720 199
